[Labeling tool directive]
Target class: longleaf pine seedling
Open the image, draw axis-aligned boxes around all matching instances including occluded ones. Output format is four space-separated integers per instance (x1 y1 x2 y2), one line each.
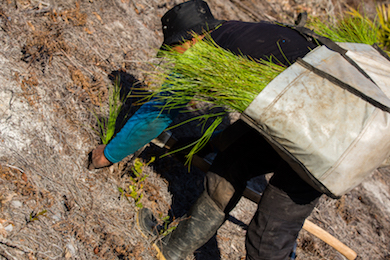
307 5 390 52
146 36 285 164
91 76 126 144
306 8 379 45
149 36 285 114
377 4 390 50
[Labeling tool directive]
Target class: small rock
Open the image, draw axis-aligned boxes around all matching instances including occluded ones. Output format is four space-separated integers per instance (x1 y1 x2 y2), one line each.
4 224 13 232
52 214 62 222
11 200 22 208
66 243 76 256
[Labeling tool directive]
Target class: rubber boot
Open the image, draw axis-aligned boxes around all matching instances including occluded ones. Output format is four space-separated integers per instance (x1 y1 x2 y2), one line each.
138 191 225 260
137 207 160 238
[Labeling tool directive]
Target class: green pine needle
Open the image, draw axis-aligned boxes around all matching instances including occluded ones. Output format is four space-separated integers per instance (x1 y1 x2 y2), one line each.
149 36 286 114
91 76 127 145
144 36 286 164
306 7 382 46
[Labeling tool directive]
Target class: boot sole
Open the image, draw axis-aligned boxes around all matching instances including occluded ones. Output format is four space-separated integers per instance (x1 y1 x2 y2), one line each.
136 210 167 260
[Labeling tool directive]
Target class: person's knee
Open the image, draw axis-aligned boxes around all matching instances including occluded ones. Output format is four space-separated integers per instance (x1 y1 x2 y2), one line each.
205 172 236 212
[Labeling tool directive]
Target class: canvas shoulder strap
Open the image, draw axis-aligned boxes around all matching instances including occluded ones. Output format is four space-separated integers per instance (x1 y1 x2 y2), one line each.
289 12 347 53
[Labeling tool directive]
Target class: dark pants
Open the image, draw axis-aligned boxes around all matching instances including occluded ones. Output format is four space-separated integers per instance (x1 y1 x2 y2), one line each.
206 120 322 260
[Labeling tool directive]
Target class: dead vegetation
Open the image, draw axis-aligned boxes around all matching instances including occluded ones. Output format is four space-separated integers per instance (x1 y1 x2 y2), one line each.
0 0 389 259
67 66 107 105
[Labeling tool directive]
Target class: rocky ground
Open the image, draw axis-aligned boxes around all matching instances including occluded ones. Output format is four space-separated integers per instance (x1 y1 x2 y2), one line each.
0 0 390 259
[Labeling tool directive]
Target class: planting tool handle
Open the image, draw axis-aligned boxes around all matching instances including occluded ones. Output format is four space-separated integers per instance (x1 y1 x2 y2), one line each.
303 220 358 260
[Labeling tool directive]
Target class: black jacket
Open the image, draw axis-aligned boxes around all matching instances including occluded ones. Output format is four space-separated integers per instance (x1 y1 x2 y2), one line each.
210 21 317 66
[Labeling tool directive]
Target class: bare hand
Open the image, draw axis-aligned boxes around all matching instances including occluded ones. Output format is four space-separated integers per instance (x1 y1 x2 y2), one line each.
87 145 113 170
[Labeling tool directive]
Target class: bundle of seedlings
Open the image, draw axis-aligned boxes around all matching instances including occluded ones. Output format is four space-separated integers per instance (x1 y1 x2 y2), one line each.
141 6 390 163
307 4 390 51
146 36 286 162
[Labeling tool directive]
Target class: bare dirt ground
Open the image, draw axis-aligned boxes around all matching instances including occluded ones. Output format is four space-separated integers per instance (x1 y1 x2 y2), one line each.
0 0 390 259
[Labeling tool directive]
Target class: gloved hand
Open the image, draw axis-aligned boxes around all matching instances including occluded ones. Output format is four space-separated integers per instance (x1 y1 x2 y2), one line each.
87 144 113 170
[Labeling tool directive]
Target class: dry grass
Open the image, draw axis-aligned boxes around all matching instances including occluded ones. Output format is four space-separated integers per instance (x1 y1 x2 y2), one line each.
15 72 40 109
67 66 107 105
22 25 69 66
55 2 88 27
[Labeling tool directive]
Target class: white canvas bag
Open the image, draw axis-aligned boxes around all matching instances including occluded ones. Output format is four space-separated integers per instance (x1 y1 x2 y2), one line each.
241 42 390 198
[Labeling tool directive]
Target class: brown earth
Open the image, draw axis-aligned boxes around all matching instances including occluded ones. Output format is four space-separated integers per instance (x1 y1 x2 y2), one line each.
0 0 389 259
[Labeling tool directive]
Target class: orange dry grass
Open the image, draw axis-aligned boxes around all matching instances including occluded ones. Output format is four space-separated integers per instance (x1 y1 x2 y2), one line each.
67 67 107 105
13 72 40 108
23 26 69 65
0 164 54 207
51 2 88 26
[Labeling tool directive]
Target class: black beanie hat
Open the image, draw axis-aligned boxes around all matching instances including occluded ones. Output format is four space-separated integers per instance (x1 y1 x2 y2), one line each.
160 0 225 49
